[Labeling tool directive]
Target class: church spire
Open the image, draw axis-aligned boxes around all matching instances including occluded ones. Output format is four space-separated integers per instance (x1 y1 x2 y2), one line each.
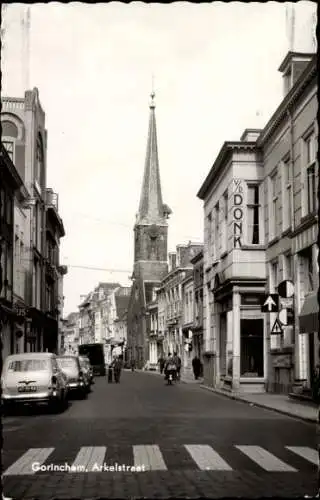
137 89 167 225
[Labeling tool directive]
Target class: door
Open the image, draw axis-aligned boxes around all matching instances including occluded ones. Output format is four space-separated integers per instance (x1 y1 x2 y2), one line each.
240 319 264 377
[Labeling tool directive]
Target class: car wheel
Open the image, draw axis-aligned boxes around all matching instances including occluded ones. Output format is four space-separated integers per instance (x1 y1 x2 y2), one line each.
2 401 13 416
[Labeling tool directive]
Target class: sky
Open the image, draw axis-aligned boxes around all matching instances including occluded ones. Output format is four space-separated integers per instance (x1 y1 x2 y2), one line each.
2 1 317 316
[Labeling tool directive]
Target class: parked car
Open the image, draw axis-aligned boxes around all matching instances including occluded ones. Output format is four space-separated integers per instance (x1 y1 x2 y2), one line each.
79 356 94 386
56 356 87 398
1 352 69 414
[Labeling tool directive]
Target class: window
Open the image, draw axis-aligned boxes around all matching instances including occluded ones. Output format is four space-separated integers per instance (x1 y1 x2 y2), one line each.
300 246 314 293
214 202 219 257
270 259 278 291
36 136 44 186
6 194 12 225
0 188 5 218
269 171 278 240
221 190 228 252
304 132 317 215
207 212 212 253
282 156 292 230
283 253 293 281
3 140 14 161
247 184 260 244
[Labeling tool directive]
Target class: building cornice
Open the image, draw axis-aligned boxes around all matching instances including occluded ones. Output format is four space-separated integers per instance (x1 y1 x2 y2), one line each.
190 250 203 265
257 56 317 147
197 141 258 200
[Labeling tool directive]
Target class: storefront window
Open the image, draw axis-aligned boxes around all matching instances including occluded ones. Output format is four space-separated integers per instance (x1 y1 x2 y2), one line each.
240 319 264 377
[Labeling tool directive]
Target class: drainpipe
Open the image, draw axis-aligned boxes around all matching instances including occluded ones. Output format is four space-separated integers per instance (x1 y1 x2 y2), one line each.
287 109 298 388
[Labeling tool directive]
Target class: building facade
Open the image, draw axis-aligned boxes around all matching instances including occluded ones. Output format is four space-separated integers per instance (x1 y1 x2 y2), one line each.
197 50 318 395
160 243 203 366
44 188 67 353
198 139 267 393
0 145 26 361
190 250 204 362
1 87 66 355
257 51 318 395
127 92 171 369
63 312 80 355
181 271 194 378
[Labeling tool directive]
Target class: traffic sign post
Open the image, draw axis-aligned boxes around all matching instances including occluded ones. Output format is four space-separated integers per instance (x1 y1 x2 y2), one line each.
279 308 294 326
261 294 279 313
271 318 283 335
278 280 294 298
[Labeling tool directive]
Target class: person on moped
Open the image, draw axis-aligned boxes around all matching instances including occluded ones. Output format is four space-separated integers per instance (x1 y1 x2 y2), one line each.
164 353 177 383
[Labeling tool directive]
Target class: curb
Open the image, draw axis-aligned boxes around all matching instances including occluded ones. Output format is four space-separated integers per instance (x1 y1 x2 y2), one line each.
200 384 317 424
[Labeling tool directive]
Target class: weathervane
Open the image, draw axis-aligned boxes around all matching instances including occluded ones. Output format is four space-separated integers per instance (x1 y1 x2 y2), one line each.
150 73 155 108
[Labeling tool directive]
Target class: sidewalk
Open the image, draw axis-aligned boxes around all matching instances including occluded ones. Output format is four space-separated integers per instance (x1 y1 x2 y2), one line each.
133 368 318 423
200 385 319 423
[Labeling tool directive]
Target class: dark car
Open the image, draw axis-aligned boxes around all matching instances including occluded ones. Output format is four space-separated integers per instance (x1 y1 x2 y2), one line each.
56 356 87 399
78 344 106 376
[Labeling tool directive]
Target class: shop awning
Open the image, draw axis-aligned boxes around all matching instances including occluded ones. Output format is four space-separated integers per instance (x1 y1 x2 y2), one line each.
299 292 319 333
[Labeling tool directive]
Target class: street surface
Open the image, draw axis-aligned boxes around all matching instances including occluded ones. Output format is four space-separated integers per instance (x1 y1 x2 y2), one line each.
3 370 318 499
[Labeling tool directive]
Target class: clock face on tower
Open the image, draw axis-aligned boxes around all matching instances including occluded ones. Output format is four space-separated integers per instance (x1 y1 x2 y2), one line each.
148 224 158 240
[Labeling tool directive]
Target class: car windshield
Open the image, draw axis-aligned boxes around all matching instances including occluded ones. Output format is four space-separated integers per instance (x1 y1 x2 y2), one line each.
57 358 77 368
7 359 50 372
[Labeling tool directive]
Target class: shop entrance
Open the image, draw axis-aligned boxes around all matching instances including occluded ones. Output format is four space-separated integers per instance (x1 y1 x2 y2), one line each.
240 319 264 377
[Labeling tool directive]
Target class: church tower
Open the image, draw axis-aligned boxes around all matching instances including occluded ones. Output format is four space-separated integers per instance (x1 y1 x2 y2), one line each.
133 91 171 280
127 91 171 368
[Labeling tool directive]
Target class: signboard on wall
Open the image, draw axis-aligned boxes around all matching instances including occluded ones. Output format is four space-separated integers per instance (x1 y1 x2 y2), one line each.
272 354 292 368
232 179 244 248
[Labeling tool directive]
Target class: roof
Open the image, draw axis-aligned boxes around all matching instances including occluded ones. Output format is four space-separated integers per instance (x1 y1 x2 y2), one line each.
197 141 258 200
278 51 315 73
136 94 169 225
257 54 317 147
5 352 56 360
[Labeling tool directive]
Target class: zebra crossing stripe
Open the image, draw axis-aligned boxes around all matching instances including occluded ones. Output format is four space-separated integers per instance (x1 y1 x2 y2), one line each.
70 447 106 472
185 445 232 471
286 446 318 465
133 445 167 470
236 446 297 472
3 448 54 476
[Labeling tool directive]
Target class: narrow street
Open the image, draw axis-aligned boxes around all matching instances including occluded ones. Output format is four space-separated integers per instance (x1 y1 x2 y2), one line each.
3 370 317 499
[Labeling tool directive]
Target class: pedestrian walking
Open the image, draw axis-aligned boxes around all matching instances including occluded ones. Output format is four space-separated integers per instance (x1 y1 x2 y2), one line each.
111 356 123 383
158 356 165 374
131 358 136 372
173 352 181 380
192 355 201 380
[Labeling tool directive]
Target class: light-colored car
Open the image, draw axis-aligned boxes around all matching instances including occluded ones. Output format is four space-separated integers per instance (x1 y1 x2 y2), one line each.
56 356 87 398
79 356 93 389
1 352 69 414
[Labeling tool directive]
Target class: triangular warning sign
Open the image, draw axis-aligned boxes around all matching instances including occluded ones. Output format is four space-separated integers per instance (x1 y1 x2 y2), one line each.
271 318 283 334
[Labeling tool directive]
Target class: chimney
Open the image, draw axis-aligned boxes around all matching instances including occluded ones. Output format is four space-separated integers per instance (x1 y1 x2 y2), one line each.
169 252 177 272
278 52 314 97
240 129 262 142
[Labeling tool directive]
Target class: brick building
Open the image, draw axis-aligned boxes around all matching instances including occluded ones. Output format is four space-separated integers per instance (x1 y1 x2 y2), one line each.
127 92 172 369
